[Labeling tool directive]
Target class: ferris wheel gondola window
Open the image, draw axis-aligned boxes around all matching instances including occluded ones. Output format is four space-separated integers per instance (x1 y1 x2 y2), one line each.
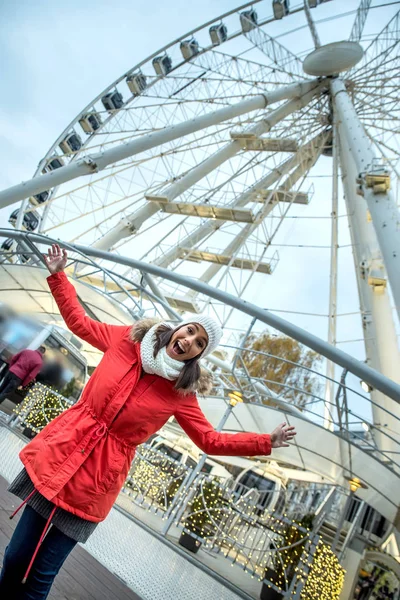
79 112 102 134
126 72 147 96
16 243 30 263
101 91 124 114
209 23 227 45
152 55 172 77
59 131 82 154
44 156 65 173
240 9 258 33
1 239 13 252
180 38 199 61
29 190 50 206
273 0 290 20
8 208 39 232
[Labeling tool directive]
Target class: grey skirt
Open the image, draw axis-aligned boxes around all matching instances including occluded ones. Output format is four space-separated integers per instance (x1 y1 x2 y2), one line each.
8 468 99 543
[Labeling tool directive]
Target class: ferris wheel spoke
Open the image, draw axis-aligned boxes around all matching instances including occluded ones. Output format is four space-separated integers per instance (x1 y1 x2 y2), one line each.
355 87 399 107
303 0 321 49
243 22 307 81
349 9 400 78
354 97 399 124
349 0 372 42
352 55 399 90
363 131 400 178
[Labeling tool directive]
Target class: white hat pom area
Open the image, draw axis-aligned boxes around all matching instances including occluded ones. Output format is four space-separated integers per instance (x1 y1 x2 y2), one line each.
178 315 223 357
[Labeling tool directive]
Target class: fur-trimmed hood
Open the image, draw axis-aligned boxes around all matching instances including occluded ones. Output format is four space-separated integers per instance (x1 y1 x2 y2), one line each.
129 318 214 396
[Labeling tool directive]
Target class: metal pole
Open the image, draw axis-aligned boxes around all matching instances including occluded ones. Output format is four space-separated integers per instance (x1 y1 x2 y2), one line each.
0 81 321 210
324 122 339 431
161 401 234 536
337 122 400 453
331 491 353 554
145 82 323 204
331 78 400 319
339 501 366 561
303 0 321 48
2 230 400 403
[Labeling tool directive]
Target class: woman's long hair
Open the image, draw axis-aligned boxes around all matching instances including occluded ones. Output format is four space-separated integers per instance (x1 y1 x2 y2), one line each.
153 323 202 390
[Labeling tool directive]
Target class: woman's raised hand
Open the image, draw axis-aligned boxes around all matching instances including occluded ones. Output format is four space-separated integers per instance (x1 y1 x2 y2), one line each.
44 244 68 274
270 422 297 448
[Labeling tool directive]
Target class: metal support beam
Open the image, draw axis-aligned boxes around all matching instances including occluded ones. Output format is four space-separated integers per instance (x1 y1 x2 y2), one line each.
324 122 339 431
156 203 255 223
2 230 400 403
338 124 400 453
304 0 321 48
0 81 321 211
350 0 373 42
331 78 400 319
177 248 272 274
253 190 308 205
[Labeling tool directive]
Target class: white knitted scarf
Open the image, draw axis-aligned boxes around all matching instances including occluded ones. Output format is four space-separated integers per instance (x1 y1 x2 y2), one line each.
140 323 182 380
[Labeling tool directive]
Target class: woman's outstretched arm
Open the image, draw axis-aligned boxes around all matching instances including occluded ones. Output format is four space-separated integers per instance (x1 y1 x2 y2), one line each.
174 396 296 457
44 244 128 352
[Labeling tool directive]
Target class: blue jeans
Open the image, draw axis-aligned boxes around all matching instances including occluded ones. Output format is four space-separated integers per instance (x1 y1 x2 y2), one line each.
0 505 77 600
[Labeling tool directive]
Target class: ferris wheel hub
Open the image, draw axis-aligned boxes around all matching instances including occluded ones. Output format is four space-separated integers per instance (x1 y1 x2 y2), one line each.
303 41 364 76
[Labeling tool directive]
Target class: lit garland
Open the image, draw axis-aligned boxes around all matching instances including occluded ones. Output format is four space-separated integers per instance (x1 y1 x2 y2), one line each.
123 447 189 514
298 541 345 600
122 451 342 587
182 478 226 542
14 382 72 433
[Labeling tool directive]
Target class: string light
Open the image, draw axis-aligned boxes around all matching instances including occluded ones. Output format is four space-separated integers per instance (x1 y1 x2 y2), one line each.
299 542 345 599
14 383 71 433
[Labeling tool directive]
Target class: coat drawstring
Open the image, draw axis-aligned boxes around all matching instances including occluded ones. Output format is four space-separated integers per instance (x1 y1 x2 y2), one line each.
10 421 107 583
10 490 57 584
9 489 36 520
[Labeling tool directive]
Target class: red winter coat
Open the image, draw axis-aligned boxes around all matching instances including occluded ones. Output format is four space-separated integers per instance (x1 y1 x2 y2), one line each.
9 349 44 387
19 272 271 522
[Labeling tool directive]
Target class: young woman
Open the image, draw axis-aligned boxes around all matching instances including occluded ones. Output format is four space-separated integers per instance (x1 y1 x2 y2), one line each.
0 244 296 600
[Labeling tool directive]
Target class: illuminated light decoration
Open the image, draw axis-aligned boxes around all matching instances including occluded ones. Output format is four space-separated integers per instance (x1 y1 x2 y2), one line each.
228 390 243 407
299 542 345 599
347 476 368 493
14 382 72 433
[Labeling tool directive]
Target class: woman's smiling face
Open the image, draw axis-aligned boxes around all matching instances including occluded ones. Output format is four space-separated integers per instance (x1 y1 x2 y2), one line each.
166 323 208 361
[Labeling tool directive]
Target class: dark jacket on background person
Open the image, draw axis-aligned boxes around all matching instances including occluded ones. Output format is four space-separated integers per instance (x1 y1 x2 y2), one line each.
9 349 44 387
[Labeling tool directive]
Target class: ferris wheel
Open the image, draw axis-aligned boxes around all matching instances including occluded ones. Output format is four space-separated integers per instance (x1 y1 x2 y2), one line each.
1 0 399 360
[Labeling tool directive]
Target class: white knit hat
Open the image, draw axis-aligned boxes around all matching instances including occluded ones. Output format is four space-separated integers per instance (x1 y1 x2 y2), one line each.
178 315 223 358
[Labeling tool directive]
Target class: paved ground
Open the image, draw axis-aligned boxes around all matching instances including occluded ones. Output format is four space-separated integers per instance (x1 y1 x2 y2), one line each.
0 475 143 600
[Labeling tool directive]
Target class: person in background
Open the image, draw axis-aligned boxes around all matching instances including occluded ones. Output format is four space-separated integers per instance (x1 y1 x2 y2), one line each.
36 356 64 389
0 346 46 404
